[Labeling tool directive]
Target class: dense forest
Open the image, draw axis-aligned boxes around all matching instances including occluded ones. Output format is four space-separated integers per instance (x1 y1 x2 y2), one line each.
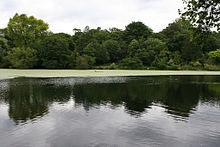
0 13 219 70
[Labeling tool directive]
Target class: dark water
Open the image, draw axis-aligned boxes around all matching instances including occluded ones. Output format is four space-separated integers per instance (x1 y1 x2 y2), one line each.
0 76 220 147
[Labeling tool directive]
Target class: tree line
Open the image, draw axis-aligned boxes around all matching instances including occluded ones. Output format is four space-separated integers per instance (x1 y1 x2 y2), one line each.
0 13 219 70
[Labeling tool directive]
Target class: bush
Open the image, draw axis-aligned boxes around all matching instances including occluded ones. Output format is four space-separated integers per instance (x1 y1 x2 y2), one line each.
181 61 203 70
150 57 168 70
75 55 95 69
204 64 220 71
208 49 220 64
119 57 144 69
109 63 118 69
182 64 196 70
190 61 203 70
151 60 167 70
5 47 38 69
167 65 179 70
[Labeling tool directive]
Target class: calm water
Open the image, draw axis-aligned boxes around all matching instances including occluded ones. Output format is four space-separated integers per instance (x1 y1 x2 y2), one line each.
0 76 220 147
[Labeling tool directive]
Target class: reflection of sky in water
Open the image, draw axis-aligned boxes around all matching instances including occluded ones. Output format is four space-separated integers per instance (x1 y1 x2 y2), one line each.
0 76 220 146
1 99 220 147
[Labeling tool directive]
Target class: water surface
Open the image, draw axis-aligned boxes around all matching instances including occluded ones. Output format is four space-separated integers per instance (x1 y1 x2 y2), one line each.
0 76 220 147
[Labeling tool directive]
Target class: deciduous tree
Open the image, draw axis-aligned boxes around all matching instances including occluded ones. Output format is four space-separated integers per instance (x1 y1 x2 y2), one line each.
123 21 153 43
7 13 49 48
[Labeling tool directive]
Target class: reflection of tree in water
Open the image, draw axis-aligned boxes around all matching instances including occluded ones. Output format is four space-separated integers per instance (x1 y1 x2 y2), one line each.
73 76 220 118
1 76 220 123
5 78 71 124
73 83 153 114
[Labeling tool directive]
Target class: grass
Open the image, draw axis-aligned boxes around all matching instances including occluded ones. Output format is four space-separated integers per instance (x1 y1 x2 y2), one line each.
0 69 220 80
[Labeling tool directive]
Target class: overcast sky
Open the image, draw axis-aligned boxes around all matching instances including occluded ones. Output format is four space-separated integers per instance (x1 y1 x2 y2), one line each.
0 0 183 34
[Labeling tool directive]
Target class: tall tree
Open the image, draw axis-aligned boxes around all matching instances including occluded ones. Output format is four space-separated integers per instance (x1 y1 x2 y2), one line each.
7 13 49 48
162 19 203 62
73 27 110 54
83 40 109 64
123 21 153 43
142 38 168 66
103 40 122 62
39 34 75 69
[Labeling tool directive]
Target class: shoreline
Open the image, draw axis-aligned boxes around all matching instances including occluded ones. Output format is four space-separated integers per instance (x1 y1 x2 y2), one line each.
1 69 220 80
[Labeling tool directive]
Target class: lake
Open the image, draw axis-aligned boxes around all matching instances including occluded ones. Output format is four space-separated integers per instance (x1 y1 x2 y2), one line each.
0 76 220 147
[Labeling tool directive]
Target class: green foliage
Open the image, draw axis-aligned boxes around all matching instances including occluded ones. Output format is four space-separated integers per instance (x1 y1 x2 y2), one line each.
53 33 76 51
119 57 144 69
180 0 219 46
181 61 203 70
143 38 168 65
144 38 167 51
181 36 203 62
150 49 171 69
95 45 110 65
67 51 79 68
83 41 97 57
109 28 127 57
169 51 182 65
39 34 74 69
208 49 220 64
167 65 179 70
7 13 49 48
75 55 95 69
5 47 38 69
102 40 122 62
83 41 110 64
180 0 220 32
109 63 118 69
202 32 220 52
127 38 170 67
128 39 139 57
204 64 220 71
73 27 110 54
151 59 168 70
158 49 170 63
123 21 153 43
162 19 191 52
135 49 152 66
162 19 203 62
0 37 8 67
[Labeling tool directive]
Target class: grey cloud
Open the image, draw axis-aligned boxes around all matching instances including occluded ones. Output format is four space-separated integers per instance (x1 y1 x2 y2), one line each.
0 0 183 34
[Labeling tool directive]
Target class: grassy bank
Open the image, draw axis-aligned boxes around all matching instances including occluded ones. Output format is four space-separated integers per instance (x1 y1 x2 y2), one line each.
1 69 220 80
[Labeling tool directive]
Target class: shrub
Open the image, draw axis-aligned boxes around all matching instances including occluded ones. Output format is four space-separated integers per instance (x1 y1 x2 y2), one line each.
109 63 118 69
6 47 38 69
208 49 220 64
182 64 196 70
181 61 203 70
151 60 167 70
75 55 95 69
119 57 144 69
204 64 220 71
167 65 179 70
